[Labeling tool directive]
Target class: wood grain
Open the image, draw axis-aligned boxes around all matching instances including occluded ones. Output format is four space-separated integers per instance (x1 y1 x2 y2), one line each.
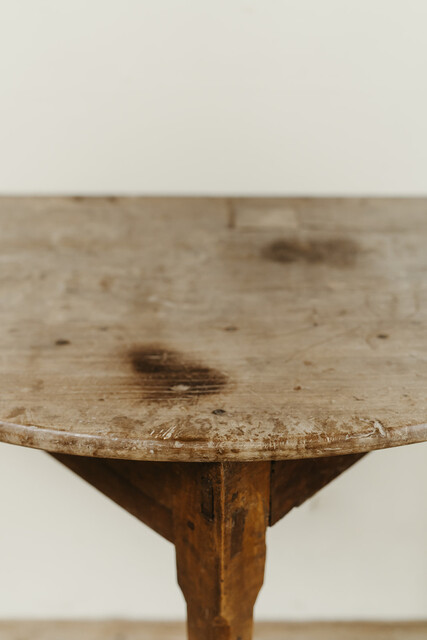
50 452 365 638
52 458 272 639
52 452 364 540
1 197 427 461
0 621 426 640
174 462 270 640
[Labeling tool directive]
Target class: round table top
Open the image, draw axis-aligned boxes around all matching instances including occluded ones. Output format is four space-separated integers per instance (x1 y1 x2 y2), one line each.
1 197 427 462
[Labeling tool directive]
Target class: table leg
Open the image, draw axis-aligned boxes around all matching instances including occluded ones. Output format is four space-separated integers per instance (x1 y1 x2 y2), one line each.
173 462 270 640
52 452 364 640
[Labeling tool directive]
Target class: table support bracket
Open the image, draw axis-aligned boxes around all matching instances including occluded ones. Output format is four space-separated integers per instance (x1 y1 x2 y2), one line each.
51 453 365 640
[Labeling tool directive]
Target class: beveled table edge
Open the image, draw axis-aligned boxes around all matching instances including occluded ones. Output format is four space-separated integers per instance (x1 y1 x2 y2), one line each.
1 419 427 461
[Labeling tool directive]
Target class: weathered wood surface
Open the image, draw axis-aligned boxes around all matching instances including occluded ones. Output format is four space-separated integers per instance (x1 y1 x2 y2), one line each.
0 621 426 640
51 457 271 640
52 453 363 640
51 452 364 535
1 197 427 461
174 462 270 640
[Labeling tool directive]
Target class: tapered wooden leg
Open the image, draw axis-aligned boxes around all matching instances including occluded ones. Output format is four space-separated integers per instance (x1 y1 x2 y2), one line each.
173 462 270 640
52 453 364 640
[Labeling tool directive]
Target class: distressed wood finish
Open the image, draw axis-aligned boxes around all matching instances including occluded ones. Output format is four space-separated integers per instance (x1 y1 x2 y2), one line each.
51 452 364 640
52 453 364 537
174 462 270 640
1 198 427 461
53 457 272 639
53 457 271 639
1 199 424 640
1 621 426 640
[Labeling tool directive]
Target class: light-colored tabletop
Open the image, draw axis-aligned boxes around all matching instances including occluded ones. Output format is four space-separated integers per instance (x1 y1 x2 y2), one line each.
1 197 427 461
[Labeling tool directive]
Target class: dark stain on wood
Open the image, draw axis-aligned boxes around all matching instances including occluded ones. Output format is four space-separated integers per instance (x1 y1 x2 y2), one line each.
201 473 215 522
262 237 358 267
231 507 248 559
129 345 228 400
174 462 270 639
55 339 71 346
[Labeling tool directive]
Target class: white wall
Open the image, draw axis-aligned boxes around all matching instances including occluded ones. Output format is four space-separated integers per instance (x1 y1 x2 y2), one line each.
0 0 426 622
1 0 427 195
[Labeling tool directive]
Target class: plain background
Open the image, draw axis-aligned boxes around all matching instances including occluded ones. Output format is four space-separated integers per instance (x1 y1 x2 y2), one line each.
1 0 427 621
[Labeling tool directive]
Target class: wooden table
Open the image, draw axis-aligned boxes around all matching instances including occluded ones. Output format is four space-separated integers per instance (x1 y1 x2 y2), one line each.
1 197 427 639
